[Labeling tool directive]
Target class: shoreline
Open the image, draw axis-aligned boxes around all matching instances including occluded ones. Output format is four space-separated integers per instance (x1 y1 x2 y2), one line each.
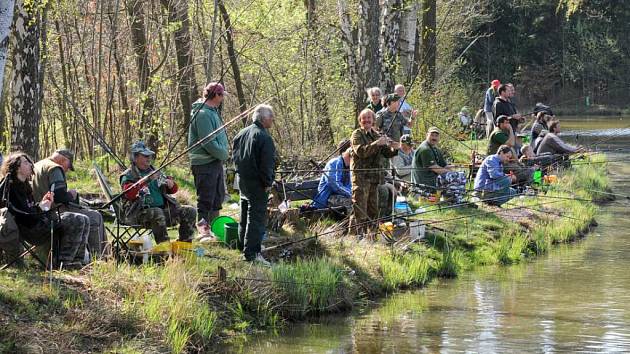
0 154 612 353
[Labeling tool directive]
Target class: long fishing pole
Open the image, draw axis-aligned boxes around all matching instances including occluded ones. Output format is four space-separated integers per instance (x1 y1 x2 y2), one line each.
102 96 274 209
161 0 288 165
263 193 543 253
49 78 127 170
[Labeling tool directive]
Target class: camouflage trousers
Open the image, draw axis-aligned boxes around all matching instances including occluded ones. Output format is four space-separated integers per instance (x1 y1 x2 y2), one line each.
57 211 90 263
59 204 107 258
349 183 396 235
133 204 197 243
328 195 352 208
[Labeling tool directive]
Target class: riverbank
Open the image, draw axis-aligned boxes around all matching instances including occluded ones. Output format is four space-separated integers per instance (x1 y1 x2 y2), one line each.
0 154 611 353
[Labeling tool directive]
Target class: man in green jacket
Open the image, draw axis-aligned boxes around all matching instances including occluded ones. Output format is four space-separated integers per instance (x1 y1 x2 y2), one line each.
233 104 276 266
188 82 229 224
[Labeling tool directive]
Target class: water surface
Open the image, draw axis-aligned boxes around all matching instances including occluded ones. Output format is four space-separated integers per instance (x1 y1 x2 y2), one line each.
233 116 630 353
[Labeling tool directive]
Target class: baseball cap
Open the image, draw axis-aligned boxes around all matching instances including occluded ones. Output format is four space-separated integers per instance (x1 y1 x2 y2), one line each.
385 93 401 104
55 149 75 171
491 79 501 87
203 82 228 97
400 134 414 145
427 127 441 134
130 141 155 157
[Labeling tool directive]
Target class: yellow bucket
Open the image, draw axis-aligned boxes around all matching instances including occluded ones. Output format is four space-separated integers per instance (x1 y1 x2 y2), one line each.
171 241 194 255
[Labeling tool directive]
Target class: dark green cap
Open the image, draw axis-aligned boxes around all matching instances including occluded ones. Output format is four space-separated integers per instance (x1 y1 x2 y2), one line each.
385 94 401 104
55 149 75 171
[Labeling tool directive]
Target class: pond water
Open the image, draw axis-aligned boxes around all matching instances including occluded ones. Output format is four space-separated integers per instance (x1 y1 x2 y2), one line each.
232 116 630 353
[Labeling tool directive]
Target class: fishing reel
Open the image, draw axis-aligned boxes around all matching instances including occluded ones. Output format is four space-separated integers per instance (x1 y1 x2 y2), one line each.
156 172 169 188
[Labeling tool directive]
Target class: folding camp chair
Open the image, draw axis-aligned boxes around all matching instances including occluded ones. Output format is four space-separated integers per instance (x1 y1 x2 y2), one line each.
0 177 56 270
93 163 152 259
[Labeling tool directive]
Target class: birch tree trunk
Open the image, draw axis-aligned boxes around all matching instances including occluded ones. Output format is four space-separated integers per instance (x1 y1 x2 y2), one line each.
399 1 419 83
161 0 196 130
11 0 44 159
0 0 14 99
338 0 381 118
379 0 402 93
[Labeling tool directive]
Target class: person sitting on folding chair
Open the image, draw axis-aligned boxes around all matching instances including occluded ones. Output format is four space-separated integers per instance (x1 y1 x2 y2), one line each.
32 149 107 259
1 152 89 269
120 141 196 244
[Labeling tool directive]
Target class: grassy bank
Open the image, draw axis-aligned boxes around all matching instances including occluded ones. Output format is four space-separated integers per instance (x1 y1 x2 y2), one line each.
0 154 611 353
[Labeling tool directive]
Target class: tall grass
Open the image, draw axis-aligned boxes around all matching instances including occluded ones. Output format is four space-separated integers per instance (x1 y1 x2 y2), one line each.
90 259 218 353
495 232 529 264
379 253 431 290
271 258 346 318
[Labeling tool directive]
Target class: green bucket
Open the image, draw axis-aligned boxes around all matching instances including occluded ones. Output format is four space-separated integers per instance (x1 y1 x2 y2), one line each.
224 223 239 249
210 216 236 241
533 169 542 186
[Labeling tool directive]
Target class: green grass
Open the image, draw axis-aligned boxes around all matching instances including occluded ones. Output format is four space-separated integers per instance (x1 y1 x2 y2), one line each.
271 258 348 318
0 153 611 351
380 252 432 290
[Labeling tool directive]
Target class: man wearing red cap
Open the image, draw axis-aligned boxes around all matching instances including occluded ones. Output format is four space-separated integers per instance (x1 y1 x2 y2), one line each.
484 79 501 138
188 82 230 224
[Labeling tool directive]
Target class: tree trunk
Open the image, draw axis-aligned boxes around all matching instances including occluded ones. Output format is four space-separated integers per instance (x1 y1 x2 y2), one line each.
420 0 436 87
10 0 45 159
399 1 419 83
337 0 363 118
161 0 196 130
379 0 402 93
305 0 333 145
125 0 158 151
0 0 14 100
357 0 381 91
217 0 247 118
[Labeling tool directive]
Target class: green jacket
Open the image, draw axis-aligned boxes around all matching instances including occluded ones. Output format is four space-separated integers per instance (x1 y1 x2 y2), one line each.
233 121 276 187
487 127 509 155
187 101 229 165
119 164 179 222
412 140 446 188
350 128 398 185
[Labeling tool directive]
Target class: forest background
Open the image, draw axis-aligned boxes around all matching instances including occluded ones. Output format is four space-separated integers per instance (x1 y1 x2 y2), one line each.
0 0 628 165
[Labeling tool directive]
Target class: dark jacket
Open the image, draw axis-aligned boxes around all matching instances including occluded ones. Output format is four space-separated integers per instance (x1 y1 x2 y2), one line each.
233 121 276 187
492 97 516 121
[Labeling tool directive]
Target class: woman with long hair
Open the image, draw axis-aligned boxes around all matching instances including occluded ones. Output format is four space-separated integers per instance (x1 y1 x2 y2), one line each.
1 152 89 269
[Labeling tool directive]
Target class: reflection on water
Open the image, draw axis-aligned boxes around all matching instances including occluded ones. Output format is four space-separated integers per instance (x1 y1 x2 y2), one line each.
236 118 630 353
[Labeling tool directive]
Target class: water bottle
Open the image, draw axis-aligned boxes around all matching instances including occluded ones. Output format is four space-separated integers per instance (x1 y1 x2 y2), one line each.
141 234 153 263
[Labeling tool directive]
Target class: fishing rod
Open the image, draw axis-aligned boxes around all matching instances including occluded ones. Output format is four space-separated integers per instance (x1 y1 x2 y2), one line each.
379 0 456 138
49 77 127 170
102 96 277 209
264 192 561 253
161 0 288 165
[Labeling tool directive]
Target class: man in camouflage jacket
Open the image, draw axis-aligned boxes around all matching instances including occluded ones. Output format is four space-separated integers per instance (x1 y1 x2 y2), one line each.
120 141 196 243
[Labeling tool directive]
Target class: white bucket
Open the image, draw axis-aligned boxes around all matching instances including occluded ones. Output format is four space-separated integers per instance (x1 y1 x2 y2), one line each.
408 220 426 240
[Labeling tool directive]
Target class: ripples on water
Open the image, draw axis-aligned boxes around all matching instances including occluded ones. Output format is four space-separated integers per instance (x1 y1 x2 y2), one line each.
235 119 630 354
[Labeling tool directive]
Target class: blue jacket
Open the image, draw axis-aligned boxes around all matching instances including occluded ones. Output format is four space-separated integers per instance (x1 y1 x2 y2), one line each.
474 154 510 192
312 156 351 208
484 87 496 113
